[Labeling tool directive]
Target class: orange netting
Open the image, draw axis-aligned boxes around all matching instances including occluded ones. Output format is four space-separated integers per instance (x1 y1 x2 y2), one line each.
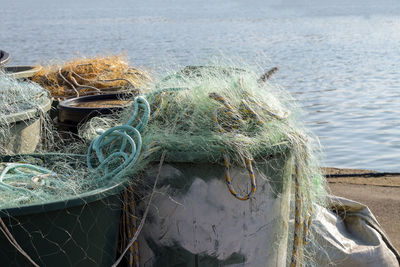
31 55 151 98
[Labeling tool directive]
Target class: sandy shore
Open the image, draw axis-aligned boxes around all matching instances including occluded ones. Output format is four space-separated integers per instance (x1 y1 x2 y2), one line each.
325 167 400 251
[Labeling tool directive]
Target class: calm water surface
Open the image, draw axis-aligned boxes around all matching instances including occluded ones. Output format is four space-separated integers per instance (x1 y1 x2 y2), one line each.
1 0 400 171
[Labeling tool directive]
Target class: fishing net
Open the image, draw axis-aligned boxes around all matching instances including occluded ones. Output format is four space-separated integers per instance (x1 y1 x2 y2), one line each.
0 74 48 116
0 74 52 155
0 62 328 266
30 55 151 98
81 65 328 266
0 75 92 208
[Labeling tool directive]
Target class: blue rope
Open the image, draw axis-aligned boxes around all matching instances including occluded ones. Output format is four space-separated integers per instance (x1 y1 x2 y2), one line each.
0 163 59 199
0 95 151 197
87 96 151 181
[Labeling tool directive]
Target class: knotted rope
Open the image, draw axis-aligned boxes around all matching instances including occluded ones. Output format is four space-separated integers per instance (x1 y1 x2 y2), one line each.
209 92 257 201
223 154 256 201
87 95 151 267
87 96 150 181
290 157 313 267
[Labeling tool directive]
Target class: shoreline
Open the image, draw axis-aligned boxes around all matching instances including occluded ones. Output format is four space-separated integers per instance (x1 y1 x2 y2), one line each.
325 167 400 251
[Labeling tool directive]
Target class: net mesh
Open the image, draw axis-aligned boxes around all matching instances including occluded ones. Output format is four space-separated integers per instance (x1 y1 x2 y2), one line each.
0 74 48 117
30 55 152 98
0 61 328 266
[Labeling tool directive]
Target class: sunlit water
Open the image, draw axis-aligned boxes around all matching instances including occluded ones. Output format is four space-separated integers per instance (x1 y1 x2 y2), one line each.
1 0 400 171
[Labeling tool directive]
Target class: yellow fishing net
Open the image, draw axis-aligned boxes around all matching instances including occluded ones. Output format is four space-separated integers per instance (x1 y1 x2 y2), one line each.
31 55 151 98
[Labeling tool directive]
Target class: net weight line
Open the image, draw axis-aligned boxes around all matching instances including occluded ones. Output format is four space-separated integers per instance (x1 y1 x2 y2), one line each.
122 187 139 267
209 92 258 201
290 159 313 267
112 152 166 267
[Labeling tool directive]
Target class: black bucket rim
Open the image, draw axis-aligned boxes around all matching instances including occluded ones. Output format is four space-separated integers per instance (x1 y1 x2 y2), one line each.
0 153 128 217
0 50 10 67
57 92 134 127
58 92 134 112
52 87 129 100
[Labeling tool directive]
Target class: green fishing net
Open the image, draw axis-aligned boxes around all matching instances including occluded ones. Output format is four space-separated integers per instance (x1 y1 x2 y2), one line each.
0 63 328 266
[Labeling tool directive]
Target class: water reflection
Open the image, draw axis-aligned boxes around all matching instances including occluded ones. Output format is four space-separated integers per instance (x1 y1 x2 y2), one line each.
1 0 399 171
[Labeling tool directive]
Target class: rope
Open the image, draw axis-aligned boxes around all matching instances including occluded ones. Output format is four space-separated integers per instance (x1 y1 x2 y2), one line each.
1 94 151 197
70 70 137 90
0 218 40 267
223 154 256 201
211 90 308 265
303 208 312 244
239 99 263 125
257 67 279 83
0 95 151 265
87 96 150 180
112 151 166 267
150 93 164 119
140 141 162 160
85 95 152 266
97 78 137 90
290 159 313 266
290 164 302 267
243 91 286 120
123 188 139 267
58 67 79 97
209 92 257 201
84 95 153 267
0 163 61 199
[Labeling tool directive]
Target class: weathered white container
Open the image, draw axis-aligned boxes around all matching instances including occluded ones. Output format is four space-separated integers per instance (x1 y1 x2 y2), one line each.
138 151 293 266
4 66 42 79
0 97 52 154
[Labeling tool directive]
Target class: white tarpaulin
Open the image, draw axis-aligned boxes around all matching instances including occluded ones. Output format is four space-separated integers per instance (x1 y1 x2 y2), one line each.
310 196 400 267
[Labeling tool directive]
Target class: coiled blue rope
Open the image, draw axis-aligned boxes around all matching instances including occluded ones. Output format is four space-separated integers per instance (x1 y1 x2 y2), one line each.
0 95 151 197
87 96 150 181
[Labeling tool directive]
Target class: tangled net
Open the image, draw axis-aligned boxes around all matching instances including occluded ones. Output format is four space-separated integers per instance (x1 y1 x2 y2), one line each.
81 65 327 264
30 55 151 98
0 74 52 155
1 63 328 266
0 74 49 116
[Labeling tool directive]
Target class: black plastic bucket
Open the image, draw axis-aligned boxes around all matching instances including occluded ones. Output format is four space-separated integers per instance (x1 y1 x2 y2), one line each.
57 92 133 132
0 154 126 267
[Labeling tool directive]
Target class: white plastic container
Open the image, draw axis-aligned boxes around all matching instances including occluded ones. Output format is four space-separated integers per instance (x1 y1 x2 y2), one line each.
138 153 293 267
0 97 52 154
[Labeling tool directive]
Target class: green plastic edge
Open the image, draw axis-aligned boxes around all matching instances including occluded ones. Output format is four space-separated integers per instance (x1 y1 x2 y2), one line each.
0 153 128 217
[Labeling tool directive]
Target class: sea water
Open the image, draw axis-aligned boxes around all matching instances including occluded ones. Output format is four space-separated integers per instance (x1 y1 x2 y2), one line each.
1 0 400 171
